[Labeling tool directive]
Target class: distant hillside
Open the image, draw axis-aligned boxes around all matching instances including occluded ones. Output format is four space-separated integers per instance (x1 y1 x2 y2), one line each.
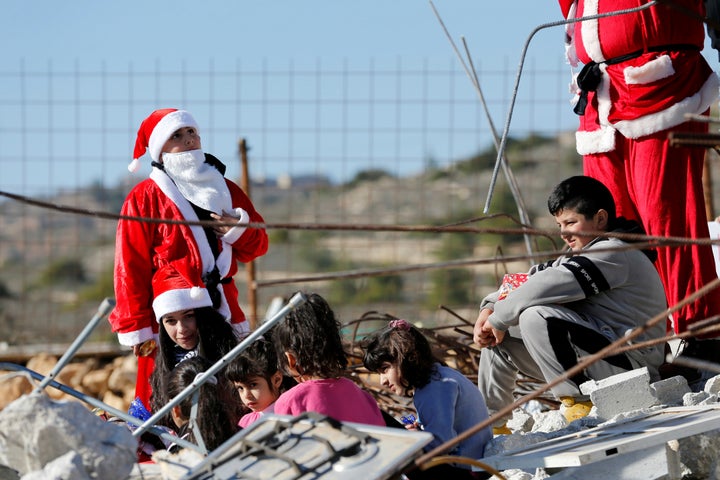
14 130 719 346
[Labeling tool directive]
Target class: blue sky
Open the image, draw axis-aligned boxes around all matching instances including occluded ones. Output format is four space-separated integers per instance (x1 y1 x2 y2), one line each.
2 1 720 194
4 2 561 64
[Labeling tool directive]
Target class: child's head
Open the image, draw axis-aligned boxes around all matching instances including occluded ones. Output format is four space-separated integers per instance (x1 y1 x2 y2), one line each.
130 108 200 171
225 336 283 413
273 292 347 381
362 319 438 396
547 176 616 251
166 356 237 451
160 309 199 351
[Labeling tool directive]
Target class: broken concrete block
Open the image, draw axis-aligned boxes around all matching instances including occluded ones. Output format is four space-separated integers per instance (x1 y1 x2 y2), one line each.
651 376 691 406
677 428 720 479
684 391 711 406
0 394 136 479
580 367 658 420
704 375 720 395
531 410 567 433
507 408 534 433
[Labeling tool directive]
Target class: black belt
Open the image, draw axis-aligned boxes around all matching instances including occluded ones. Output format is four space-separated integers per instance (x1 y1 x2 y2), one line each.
202 267 232 309
573 44 700 115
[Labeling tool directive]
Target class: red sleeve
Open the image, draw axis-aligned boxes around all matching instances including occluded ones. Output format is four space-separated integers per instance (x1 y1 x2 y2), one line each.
108 182 157 346
227 180 269 263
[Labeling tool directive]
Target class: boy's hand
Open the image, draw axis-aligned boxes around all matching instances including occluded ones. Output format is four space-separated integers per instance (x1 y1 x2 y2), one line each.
210 211 237 236
473 308 505 348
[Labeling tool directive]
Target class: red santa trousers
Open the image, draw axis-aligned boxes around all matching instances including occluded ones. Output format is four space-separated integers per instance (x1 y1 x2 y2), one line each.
584 118 720 336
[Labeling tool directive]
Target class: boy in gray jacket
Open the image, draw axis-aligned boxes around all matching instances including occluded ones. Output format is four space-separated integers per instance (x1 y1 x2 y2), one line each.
473 176 666 427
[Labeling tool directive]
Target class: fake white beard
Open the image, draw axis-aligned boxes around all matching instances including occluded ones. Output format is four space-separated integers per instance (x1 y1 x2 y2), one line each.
162 149 233 214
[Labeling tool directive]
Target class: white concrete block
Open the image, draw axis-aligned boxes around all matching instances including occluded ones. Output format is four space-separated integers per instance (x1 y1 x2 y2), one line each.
651 375 691 406
579 367 658 420
704 375 720 395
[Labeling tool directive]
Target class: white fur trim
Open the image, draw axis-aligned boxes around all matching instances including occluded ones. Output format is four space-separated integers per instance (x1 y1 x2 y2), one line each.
614 73 720 139
117 327 154 347
150 167 233 320
580 0 604 62
624 55 674 85
221 208 250 245
150 168 215 274
576 126 617 155
147 110 199 162
576 63 617 155
153 287 213 322
233 321 250 336
128 158 140 173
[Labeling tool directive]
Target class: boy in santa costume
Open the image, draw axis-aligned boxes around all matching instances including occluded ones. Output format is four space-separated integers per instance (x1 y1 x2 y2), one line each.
109 108 268 408
558 0 720 383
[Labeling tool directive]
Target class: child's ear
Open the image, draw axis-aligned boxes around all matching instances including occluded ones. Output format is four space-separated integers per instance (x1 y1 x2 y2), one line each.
596 209 609 230
284 351 297 371
271 370 283 391
171 405 186 427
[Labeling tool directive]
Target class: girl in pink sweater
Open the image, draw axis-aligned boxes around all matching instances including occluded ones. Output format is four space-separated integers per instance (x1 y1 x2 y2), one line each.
272 292 385 426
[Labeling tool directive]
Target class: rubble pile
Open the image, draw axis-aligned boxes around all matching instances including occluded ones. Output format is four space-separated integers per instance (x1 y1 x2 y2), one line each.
1 315 719 479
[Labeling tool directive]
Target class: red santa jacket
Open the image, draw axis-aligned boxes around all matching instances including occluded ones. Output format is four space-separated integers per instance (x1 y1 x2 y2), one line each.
560 0 719 154
109 167 268 346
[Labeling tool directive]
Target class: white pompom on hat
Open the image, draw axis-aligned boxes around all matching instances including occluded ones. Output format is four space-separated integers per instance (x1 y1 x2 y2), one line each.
129 108 200 172
151 261 213 322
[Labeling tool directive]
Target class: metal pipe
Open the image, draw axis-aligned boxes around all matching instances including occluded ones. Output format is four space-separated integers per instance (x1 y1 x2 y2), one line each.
429 0 536 262
33 297 115 394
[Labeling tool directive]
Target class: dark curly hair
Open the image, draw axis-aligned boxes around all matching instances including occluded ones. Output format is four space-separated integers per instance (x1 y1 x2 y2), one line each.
362 320 439 391
273 292 347 379
166 356 238 452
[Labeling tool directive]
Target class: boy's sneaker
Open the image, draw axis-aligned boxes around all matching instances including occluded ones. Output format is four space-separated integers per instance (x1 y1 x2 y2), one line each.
560 397 593 423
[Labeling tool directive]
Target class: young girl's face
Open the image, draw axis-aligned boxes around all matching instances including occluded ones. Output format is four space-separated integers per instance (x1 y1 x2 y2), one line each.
378 361 406 396
233 372 282 412
162 309 199 350
161 126 202 155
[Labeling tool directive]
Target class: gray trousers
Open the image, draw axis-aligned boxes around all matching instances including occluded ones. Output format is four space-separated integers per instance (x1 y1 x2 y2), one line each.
477 305 634 421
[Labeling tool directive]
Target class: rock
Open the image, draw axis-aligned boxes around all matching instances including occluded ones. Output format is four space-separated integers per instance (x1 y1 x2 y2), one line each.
0 375 32 411
651 376 691 406
580 367 658 420
677 428 720 479
704 375 720 395
531 410 566 433
0 394 136 479
20 451 90 480
107 355 136 394
507 408 535 433
684 391 711 406
25 354 57 377
81 367 111 398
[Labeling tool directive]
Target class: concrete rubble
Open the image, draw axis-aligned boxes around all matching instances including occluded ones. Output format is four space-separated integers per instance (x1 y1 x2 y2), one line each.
0 370 720 479
0 393 136 480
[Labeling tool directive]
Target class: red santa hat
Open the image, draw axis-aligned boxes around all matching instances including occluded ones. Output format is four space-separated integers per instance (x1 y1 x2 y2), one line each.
151 261 213 322
129 108 200 172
